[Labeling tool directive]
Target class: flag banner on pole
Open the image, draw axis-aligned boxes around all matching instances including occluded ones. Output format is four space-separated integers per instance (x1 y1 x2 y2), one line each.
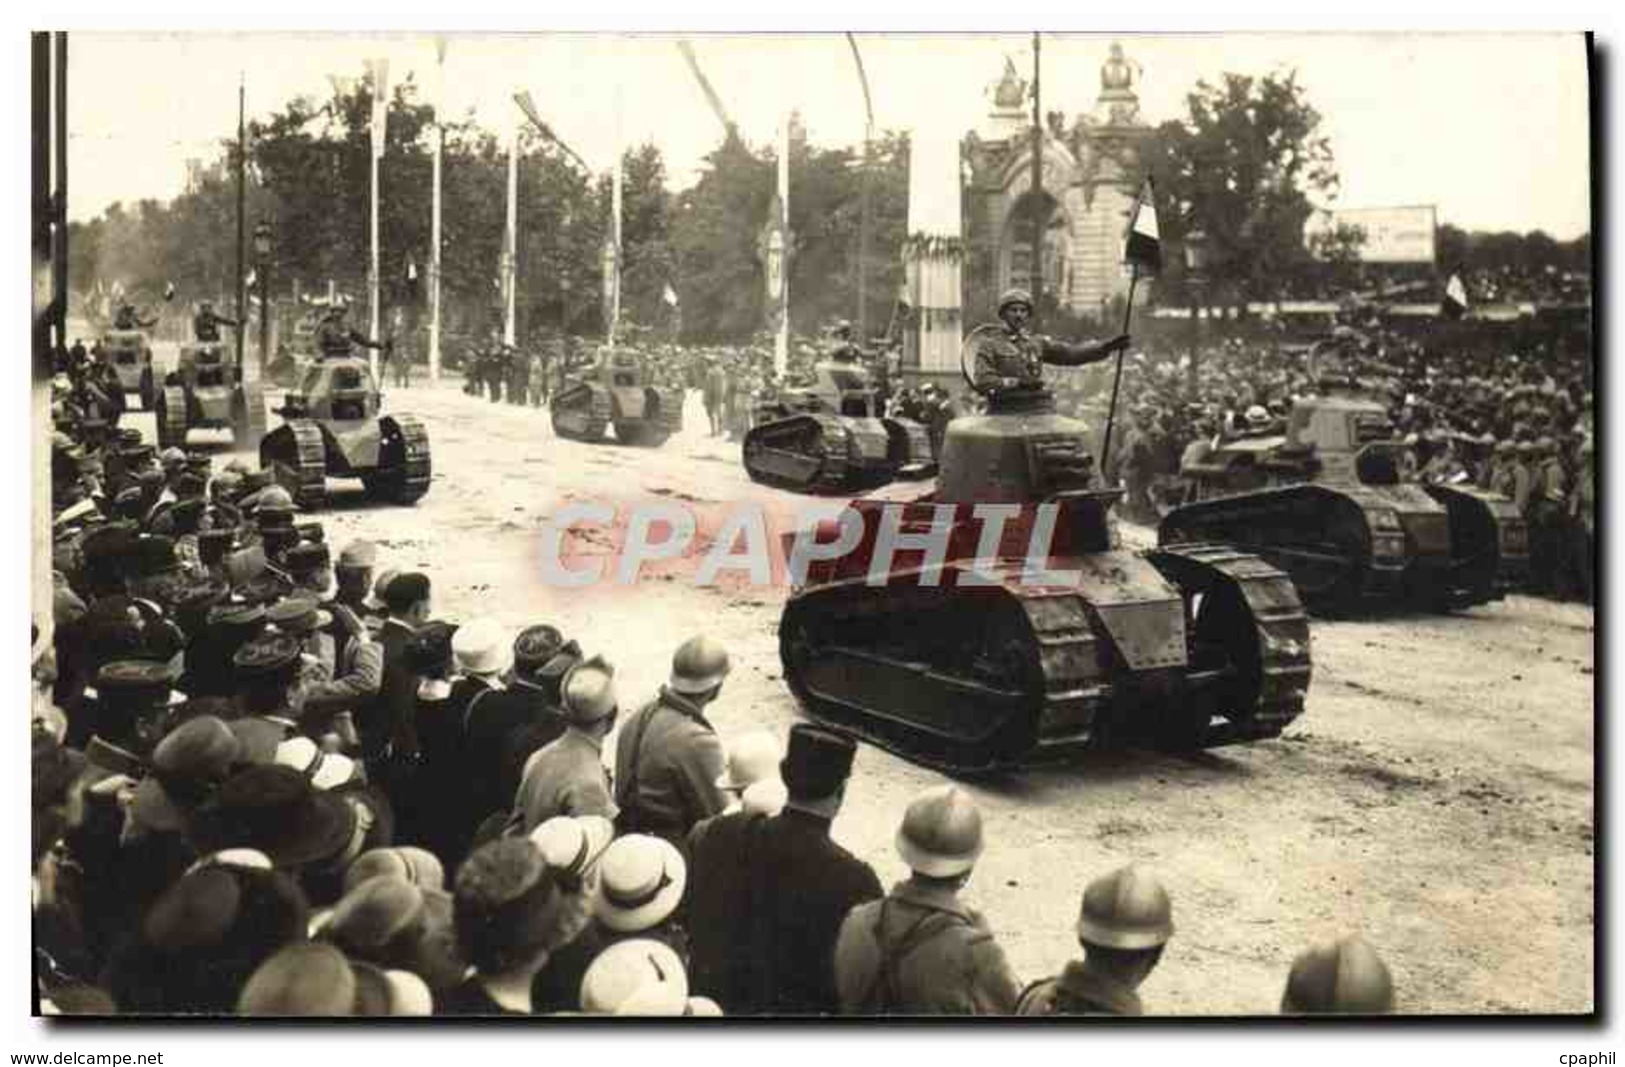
662 283 679 307
245 269 257 289
163 281 175 301
407 258 418 283
368 58 390 160
1442 273 1469 319
1122 179 1162 274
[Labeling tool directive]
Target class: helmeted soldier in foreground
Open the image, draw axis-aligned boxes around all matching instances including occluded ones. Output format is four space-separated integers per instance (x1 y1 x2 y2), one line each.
112 302 158 331
971 288 1130 395
1017 865 1174 1016
1280 935 1394 1014
833 785 1020 1014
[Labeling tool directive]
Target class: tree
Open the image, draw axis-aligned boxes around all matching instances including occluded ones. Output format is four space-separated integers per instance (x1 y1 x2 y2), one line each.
1141 70 1340 305
671 131 772 342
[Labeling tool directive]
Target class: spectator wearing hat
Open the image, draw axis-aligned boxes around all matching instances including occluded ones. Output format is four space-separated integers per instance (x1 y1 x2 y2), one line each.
231 633 306 740
362 571 432 782
1280 935 1394 1015
512 657 619 834
428 619 526 867
238 942 432 1017
179 602 265 699
125 716 247 845
493 625 579 800
102 861 310 1014
686 724 881 1015
294 597 382 748
1018 865 1174 1016
442 838 594 1015
83 659 183 759
614 635 732 846
709 729 787 819
580 833 691 966
579 938 710 1016
834 785 1020 1015
321 873 466 995
392 620 458 850
267 596 337 684
331 540 380 625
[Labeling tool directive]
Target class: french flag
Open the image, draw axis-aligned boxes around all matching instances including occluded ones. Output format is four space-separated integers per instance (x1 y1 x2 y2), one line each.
1123 179 1162 274
1442 273 1469 319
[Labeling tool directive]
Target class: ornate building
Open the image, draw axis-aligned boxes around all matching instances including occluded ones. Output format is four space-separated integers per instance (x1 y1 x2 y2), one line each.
964 42 1154 323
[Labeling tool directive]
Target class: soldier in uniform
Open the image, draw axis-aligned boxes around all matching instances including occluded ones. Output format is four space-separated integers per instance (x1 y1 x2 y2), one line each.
1280 935 1394 1014
113 302 158 331
970 288 1129 396
834 785 1021 1015
1017 866 1174 1016
827 321 861 364
192 302 237 344
315 304 390 364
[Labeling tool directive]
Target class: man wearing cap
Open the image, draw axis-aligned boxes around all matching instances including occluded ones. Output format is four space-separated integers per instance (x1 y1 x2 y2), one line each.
1017 865 1174 1016
614 635 732 846
686 724 882 1015
834 785 1020 1015
494 625 580 799
330 540 381 628
512 656 619 833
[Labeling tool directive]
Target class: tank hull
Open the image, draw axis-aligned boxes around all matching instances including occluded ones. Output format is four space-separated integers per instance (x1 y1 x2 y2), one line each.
1159 482 1527 612
743 413 935 494
780 494 1311 774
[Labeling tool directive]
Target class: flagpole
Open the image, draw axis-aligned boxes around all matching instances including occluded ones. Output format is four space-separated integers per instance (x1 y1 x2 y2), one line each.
1099 263 1139 473
778 115 790 375
429 37 445 383
236 74 247 381
609 78 623 350
504 119 517 348
368 60 384 379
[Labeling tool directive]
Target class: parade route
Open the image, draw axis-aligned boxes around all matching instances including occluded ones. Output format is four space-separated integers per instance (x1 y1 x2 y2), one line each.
122 367 1595 1016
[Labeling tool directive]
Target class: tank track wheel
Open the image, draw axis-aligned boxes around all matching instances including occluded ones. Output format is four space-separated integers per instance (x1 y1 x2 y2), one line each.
155 386 188 450
370 414 432 505
261 420 328 511
550 385 611 442
1146 543 1313 747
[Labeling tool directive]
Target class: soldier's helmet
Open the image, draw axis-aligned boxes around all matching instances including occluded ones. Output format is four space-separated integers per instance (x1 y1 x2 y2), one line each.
831 320 853 339
1076 865 1174 950
1280 936 1394 1015
669 635 731 695
895 785 983 878
997 288 1034 316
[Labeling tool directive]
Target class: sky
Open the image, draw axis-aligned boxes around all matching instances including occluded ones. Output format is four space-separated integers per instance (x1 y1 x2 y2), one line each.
65 32 1592 239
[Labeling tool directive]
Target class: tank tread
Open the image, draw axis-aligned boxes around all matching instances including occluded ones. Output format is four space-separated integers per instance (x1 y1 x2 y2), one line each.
387 414 432 504
551 384 611 442
281 420 329 511
744 414 857 493
1146 542 1312 741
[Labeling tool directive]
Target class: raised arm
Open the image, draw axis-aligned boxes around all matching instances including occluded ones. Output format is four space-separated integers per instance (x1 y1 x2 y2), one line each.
1039 333 1130 367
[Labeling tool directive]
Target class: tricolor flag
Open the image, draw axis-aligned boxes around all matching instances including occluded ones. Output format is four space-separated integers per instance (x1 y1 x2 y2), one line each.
367 58 390 160
662 283 679 308
1442 273 1469 319
1122 179 1162 274
162 281 175 301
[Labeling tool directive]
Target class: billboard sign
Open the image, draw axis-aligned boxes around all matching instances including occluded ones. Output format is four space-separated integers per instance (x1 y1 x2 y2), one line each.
1306 206 1437 264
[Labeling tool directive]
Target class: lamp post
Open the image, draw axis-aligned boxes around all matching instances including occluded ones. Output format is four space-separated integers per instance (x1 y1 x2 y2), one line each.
252 220 272 381
1183 228 1211 397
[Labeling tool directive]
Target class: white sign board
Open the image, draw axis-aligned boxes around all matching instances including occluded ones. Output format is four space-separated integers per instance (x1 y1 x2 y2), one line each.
1307 206 1437 264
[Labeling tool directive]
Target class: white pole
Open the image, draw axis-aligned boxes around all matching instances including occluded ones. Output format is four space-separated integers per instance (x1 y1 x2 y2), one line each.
369 147 380 379
504 120 517 347
429 37 445 383
610 80 623 350
775 114 789 378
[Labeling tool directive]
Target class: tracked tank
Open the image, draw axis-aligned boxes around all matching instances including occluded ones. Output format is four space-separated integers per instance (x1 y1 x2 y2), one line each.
551 348 683 447
743 361 934 493
260 355 429 511
1159 387 1527 613
777 334 1312 775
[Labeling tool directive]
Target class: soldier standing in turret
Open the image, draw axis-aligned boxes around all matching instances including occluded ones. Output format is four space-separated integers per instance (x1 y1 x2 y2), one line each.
315 303 390 363
971 289 1129 396
192 301 238 343
113 301 158 331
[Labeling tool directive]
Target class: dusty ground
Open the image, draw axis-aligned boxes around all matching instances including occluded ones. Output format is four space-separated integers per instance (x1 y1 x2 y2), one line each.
125 351 1596 1016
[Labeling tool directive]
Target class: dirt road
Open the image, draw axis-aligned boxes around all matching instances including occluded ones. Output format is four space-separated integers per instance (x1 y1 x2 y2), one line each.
126 366 1595 1015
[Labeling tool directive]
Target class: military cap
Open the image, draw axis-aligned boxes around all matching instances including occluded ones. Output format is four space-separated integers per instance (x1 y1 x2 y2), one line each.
172 577 230 617
513 624 568 675
336 540 378 570
997 288 1034 314
266 596 331 635
779 724 855 801
232 632 303 681
117 430 146 449
159 447 188 470
95 660 178 706
237 572 294 607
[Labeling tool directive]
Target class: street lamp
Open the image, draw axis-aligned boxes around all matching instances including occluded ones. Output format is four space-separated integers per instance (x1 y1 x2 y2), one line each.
252 220 272 380
1183 228 1211 397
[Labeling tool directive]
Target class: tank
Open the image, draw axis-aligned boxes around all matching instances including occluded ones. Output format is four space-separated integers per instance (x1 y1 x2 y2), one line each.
743 360 935 493
100 329 157 410
1158 388 1528 613
259 356 430 511
777 335 1312 775
551 349 683 446
155 341 258 449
